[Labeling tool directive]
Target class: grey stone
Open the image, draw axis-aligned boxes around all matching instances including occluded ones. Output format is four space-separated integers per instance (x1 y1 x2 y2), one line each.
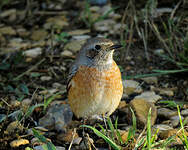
39 104 73 132
24 47 42 58
141 77 158 84
170 115 182 127
153 124 173 131
135 91 162 103
181 109 188 116
157 108 177 119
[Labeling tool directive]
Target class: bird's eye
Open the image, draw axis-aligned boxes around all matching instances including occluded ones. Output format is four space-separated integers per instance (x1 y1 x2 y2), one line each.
95 45 101 50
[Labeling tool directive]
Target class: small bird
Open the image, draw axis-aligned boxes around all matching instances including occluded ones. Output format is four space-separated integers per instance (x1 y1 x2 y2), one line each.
67 37 123 118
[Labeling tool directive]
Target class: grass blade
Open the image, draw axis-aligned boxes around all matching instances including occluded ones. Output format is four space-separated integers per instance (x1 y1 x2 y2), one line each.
81 125 121 150
146 108 152 149
177 105 188 148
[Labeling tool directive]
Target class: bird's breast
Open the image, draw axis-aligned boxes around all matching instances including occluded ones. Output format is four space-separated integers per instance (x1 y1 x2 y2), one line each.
68 60 123 118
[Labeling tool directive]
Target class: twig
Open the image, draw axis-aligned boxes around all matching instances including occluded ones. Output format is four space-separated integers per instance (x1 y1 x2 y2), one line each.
68 128 77 150
13 58 46 81
87 133 97 150
134 125 147 148
1 98 11 107
120 0 131 61
34 11 67 15
170 1 182 19
31 88 38 101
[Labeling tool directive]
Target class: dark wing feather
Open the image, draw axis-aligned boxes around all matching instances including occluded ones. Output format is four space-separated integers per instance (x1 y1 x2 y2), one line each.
66 64 78 93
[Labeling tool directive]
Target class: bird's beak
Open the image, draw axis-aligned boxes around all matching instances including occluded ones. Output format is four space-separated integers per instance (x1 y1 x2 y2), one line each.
109 45 122 51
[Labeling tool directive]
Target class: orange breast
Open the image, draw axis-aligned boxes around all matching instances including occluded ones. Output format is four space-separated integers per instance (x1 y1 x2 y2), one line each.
68 61 123 118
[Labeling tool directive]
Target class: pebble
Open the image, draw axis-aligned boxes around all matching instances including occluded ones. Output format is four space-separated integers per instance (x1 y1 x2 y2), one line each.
68 29 90 36
154 49 165 55
0 26 16 35
8 38 27 50
10 139 29 148
60 50 73 57
72 35 91 40
119 130 129 143
6 121 24 133
0 9 16 18
48 89 58 94
39 103 73 132
153 124 173 131
17 28 30 37
127 98 157 128
170 115 182 127
52 82 63 89
159 88 174 97
40 76 52 81
157 108 178 119
90 6 100 12
21 98 32 111
151 87 174 97
135 91 162 103
24 47 42 58
94 19 116 32
34 145 65 150
184 116 188 126
159 128 188 146
141 77 158 84
44 17 69 29
112 23 121 34
181 109 188 116
10 100 21 108
30 30 48 41
123 80 142 95
57 129 79 143
99 5 114 16
64 40 86 53
21 98 32 107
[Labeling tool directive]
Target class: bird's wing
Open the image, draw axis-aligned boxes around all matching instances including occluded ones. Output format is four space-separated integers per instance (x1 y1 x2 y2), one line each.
67 64 78 93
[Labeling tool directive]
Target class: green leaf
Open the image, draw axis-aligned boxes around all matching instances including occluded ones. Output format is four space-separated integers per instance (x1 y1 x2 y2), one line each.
0 62 10 70
25 147 34 150
81 125 121 150
17 94 25 101
44 92 60 111
25 104 44 118
46 142 56 150
30 72 41 77
114 117 123 144
177 105 188 148
127 108 136 142
0 114 6 123
32 128 47 143
20 83 29 95
107 117 115 141
134 137 145 150
98 124 106 135
5 85 14 92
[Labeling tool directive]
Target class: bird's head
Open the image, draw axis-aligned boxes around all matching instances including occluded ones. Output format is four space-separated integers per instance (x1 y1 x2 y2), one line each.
76 37 122 69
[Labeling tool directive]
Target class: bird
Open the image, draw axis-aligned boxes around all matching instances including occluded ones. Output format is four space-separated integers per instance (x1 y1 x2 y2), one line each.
67 37 123 119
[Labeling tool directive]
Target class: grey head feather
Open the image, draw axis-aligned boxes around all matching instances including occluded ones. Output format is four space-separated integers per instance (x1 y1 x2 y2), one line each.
67 37 114 92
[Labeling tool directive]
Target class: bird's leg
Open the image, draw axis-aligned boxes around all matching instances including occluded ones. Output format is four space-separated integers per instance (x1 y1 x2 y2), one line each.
102 114 108 136
103 114 112 150
82 118 87 136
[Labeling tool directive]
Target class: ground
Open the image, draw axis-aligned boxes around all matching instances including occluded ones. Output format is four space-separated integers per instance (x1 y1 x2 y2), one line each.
0 0 188 149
